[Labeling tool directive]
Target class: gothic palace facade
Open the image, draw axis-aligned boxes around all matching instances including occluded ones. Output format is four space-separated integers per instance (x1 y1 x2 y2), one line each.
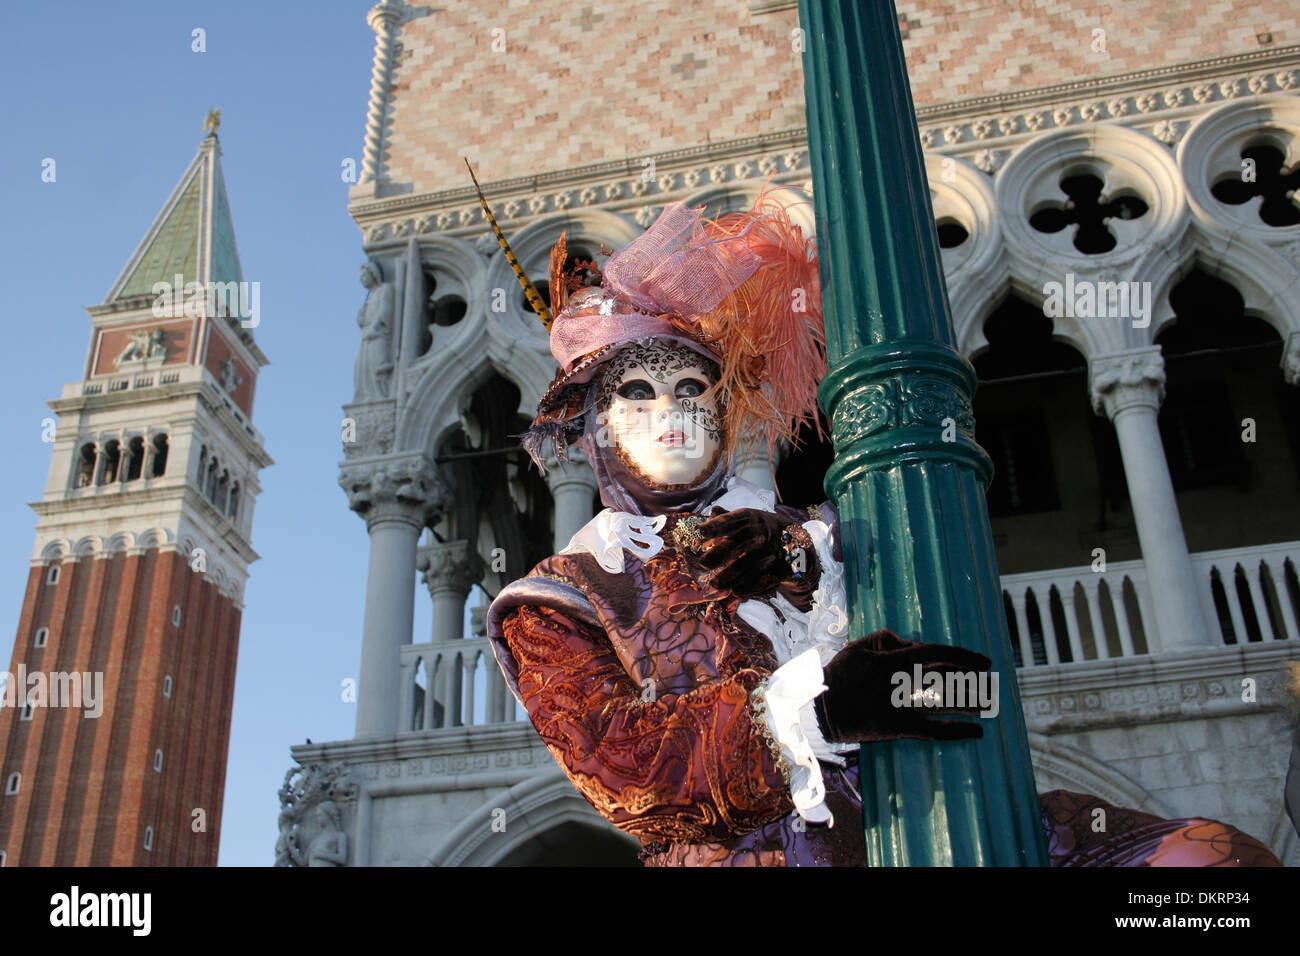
277 0 1300 866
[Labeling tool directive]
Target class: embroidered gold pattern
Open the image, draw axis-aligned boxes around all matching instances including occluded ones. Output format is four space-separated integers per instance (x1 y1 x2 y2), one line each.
749 678 793 786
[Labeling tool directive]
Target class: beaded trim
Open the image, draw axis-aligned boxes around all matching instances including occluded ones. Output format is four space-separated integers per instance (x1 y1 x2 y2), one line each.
671 515 704 552
533 571 583 591
749 678 793 787
780 523 814 581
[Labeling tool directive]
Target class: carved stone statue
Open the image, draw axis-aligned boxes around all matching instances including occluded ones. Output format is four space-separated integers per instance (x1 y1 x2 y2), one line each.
275 762 357 867
307 801 349 866
219 357 243 394
274 808 305 867
354 259 395 399
118 328 166 366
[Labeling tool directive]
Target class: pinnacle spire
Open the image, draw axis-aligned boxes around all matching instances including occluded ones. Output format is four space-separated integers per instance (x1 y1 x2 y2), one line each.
104 111 242 303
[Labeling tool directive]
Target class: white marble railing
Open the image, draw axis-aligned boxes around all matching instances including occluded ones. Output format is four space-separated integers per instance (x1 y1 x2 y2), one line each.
399 542 1300 732
399 638 522 731
1191 540 1300 645
1000 540 1300 666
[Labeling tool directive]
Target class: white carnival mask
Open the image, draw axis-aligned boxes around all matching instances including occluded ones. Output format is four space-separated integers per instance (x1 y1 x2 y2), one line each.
595 343 724 487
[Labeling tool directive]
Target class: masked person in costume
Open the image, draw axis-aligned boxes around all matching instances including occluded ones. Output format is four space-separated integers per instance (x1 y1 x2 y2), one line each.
479 186 1282 868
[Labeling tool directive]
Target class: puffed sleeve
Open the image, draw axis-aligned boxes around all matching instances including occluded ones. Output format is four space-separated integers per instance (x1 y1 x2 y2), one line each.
500 602 796 845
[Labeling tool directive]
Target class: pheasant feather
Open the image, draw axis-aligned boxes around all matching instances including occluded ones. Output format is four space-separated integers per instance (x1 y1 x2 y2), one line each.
465 158 552 330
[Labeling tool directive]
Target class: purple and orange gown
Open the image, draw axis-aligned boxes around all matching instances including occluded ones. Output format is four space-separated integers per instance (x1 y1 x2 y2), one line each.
487 505 1281 867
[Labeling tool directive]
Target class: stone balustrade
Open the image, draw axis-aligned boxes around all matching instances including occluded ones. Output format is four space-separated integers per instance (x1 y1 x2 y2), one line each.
1001 540 1300 666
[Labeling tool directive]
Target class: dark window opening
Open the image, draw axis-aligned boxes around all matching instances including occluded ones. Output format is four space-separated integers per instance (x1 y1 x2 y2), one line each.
1156 268 1284 492
75 443 96 488
972 296 1085 521
977 407 1060 516
1029 172 1149 254
151 434 169 477
1088 411 1130 523
774 413 835 509
1210 143 1300 227
124 436 145 482
431 295 467 328
1158 381 1248 491
936 218 969 249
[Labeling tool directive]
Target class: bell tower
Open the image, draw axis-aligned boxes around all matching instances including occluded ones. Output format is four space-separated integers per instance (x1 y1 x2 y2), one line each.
0 118 271 866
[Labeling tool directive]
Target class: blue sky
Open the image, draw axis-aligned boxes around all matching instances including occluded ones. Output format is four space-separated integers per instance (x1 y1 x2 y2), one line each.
0 0 411 865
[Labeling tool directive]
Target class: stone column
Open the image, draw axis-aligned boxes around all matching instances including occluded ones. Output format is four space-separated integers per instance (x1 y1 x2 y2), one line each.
418 539 483 729
417 540 484 645
1090 348 1212 649
117 439 134 484
341 455 446 737
546 447 598 550
93 440 110 486
735 437 779 493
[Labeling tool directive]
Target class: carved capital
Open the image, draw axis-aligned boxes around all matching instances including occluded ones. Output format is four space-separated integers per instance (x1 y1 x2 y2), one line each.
1090 348 1166 419
1283 331 1300 387
339 455 447 529
416 539 484 598
544 446 598 495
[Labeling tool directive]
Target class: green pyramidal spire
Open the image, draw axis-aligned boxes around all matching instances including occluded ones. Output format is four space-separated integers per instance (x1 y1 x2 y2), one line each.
106 113 243 303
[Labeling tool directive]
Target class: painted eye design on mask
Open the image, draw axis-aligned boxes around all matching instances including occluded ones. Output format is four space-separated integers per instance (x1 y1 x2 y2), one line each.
617 379 656 402
675 378 708 399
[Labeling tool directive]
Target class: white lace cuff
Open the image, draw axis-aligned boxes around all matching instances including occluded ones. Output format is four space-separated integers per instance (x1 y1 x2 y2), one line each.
757 648 836 826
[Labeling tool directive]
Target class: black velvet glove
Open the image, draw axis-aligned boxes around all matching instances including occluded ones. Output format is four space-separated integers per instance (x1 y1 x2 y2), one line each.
813 629 992 743
695 508 818 600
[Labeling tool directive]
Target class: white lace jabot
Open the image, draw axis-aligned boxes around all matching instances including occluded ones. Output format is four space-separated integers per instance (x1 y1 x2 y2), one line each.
558 510 666 573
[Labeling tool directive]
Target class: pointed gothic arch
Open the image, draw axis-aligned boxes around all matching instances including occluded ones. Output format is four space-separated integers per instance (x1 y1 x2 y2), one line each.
1028 732 1175 818
925 153 1006 348
422 772 639 867
1145 238 1300 350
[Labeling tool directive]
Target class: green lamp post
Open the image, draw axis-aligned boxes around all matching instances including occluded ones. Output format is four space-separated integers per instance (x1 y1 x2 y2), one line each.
797 0 1049 865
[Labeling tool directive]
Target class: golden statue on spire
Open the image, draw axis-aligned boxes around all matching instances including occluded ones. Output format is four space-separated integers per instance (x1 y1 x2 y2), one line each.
203 108 221 136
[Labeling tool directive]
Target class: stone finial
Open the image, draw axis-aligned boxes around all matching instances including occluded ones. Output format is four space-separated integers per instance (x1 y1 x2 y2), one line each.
360 1 410 185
